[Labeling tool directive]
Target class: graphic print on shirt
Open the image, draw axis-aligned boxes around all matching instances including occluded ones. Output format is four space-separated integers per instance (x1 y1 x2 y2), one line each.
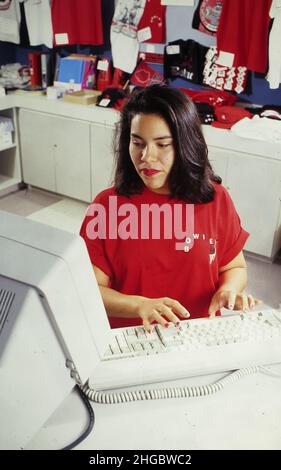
112 0 146 39
193 0 223 36
209 238 217 264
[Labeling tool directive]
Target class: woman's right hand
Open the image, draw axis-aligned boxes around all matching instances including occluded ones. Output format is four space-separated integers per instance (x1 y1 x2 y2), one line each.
135 297 190 332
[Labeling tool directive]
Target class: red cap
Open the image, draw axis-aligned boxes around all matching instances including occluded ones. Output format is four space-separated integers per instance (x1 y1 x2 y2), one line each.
211 106 253 129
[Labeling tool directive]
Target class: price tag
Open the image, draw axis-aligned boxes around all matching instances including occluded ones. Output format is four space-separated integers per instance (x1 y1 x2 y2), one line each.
166 45 180 55
137 27 152 43
98 99 111 107
55 33 69 45
216 51 234 68
97 60 109 71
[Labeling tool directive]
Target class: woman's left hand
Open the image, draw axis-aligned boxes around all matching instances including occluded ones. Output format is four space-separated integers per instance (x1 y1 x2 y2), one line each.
208 289 262 318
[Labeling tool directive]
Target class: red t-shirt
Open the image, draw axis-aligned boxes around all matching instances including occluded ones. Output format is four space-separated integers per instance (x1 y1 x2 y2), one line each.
80 184 249 328
216 0 271 73
138 0 166 44
51 0 103 46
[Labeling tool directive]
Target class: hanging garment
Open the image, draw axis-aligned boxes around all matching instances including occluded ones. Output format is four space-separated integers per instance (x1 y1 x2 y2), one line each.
266 0 281 89
51 0 103 46
23 0 53 48
137 0 166 43
0 0 21 44
203 46 248 94
216 0 272 73
110 0 146 74
192 0 223 37
164 39 208 84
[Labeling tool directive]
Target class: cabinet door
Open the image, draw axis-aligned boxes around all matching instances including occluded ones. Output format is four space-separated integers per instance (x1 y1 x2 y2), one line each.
54 117 91 202
208 146 228 184
227 153 281 258
19 109 56 191
91 123 115 198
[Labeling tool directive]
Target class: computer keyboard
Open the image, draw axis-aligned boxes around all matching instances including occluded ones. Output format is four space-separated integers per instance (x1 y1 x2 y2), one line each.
103 309 281 360
89 309 281 391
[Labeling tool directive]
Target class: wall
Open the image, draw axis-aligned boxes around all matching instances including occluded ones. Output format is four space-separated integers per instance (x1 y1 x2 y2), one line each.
0 0 280 105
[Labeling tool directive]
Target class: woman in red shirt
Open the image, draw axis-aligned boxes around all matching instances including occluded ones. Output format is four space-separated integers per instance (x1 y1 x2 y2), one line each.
80 85 260 332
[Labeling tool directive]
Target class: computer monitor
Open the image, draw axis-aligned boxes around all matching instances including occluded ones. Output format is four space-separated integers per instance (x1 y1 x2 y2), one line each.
0 210 110 449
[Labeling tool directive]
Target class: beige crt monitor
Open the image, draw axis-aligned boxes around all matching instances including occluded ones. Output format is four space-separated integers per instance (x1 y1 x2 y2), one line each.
0 210 110 449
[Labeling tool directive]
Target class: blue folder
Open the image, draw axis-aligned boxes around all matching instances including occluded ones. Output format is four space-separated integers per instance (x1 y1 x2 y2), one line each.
58 58 85 84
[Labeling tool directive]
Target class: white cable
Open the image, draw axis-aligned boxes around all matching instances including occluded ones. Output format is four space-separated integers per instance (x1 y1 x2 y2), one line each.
259 365 281 378
81 366 260 404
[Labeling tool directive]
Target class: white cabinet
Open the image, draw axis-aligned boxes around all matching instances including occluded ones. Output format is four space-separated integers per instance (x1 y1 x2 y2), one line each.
208 147 228 184
208 146 281 258
0 108 22 194
90 123 115 198
19 109 91 202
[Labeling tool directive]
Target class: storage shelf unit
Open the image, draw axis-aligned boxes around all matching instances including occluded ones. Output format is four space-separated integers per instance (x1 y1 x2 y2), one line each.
0 106 22 194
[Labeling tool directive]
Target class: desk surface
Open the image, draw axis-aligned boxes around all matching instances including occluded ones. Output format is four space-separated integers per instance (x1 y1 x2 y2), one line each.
26 365 281 450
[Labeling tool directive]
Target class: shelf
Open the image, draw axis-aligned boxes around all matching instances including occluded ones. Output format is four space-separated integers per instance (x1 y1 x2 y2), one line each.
0 175 21 191
0 143 16 152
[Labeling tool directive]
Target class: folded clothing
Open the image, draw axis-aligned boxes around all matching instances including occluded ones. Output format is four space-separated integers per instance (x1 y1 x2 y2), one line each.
130 61 164 87
211 105 253 129
96 87 129 110
0 116 14 133
194 102 215 125
231 115 281 143
180 88 237 107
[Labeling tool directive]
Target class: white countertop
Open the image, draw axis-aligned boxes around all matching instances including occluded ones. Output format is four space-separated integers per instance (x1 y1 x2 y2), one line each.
1 93 281 160
26 365 281 450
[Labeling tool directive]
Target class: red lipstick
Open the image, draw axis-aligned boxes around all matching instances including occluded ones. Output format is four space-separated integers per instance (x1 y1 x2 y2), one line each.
142 169 161 177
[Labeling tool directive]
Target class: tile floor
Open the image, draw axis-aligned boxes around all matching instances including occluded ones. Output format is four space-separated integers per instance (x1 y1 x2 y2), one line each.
1 186 280 310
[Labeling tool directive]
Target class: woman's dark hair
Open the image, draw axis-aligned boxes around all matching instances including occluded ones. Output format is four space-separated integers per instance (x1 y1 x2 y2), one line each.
114 84 221 203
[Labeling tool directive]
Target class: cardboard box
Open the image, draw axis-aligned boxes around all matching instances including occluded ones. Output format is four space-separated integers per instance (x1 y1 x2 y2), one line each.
63 89 101 105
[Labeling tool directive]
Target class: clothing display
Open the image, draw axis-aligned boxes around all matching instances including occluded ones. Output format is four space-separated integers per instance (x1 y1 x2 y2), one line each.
96 87 129 111
164 39 208 84
23 0 53 49
231 115 281 144
130 60 164 87
110 0 146 74
192 0 223 36
203 46 248 94
216 0 272 73
266 0 281 89
179 87 238 107
211 105 253 129
260 104 281 120
137 0 166 43
0 0 21 44
80 184 249 329
51 0 103 46
194 102 215 125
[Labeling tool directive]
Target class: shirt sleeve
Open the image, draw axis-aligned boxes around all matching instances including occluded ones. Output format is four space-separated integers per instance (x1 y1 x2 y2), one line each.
79 192 113 279
217 186 249 267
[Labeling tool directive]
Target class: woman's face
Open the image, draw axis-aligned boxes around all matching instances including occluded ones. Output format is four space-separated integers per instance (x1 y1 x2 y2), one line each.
129 113 175 194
